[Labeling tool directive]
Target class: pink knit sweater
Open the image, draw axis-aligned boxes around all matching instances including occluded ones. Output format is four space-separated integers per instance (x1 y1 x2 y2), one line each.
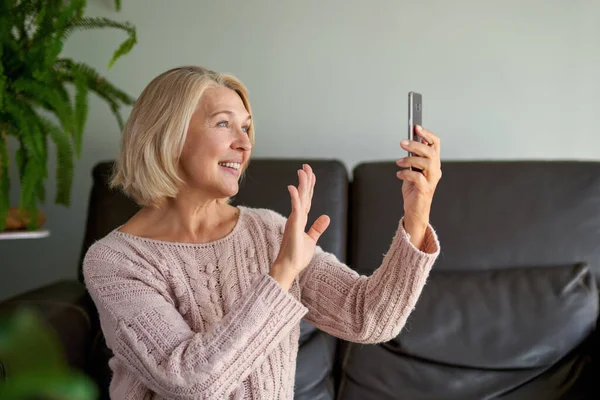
83 206 440 399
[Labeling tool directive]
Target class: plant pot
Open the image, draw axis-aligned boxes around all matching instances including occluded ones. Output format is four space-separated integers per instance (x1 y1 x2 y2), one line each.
4 206 46 231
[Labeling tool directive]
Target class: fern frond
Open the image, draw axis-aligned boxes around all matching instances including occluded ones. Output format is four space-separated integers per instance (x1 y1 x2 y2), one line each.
41 38 64 78
20 161 36 207
20 158 42 229
54 59 134 132
11 110 47 228
66 17 134 36
3 98 43 163
73 71 88 156
23 105 48 178
54 0 87 37
108 100 125 131
11 78 74 134
53 77 72 104
89 70 136 106
37 116 73 206
5 99 48 215
64 17 136 68
55 59 135 104
108 34 136 68
19 112 47 229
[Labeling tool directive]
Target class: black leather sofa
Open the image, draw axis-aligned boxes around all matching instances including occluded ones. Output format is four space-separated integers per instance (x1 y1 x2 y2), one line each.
1 159 599 399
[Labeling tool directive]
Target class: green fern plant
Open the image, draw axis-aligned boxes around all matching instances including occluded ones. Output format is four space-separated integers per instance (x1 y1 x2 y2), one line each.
0 0 136 231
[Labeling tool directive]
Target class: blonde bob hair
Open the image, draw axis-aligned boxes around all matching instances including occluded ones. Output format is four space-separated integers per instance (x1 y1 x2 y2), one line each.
110 66 254 207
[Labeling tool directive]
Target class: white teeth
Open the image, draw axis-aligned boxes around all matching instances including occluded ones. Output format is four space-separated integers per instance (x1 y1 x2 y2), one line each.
218 162 241 170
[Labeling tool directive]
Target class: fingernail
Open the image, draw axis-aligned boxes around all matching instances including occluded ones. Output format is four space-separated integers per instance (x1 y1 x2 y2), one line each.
416 125 423 131
401 139 409 146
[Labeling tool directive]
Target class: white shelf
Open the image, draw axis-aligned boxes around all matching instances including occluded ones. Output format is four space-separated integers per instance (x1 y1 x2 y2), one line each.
0 229 50 240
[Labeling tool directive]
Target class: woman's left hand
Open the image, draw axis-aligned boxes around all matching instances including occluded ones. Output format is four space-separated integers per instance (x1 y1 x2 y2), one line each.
396 125 442 248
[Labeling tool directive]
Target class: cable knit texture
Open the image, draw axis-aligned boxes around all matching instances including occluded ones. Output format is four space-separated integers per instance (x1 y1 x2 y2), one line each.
83 206 440 399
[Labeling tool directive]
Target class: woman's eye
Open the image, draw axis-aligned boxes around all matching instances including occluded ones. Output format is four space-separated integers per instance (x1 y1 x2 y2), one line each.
241 125 249 133
217 121 228 128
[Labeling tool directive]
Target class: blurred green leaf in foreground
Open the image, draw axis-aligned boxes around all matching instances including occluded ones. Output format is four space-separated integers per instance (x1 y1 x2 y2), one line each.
0 307 97 399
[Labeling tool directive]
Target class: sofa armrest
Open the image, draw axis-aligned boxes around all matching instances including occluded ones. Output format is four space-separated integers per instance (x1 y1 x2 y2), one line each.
0 280 95 371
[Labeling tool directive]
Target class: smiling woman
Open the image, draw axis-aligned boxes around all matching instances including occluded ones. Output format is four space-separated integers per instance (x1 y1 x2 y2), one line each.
82 65 442 399
110 66 255 209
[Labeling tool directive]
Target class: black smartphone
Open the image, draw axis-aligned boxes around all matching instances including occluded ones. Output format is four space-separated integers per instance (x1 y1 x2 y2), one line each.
408 91 423 171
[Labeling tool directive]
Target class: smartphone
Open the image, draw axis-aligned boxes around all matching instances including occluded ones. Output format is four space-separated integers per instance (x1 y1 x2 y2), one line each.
408 91 423 171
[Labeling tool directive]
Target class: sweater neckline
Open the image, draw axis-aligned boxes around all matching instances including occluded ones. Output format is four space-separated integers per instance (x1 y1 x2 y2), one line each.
111 206 247 248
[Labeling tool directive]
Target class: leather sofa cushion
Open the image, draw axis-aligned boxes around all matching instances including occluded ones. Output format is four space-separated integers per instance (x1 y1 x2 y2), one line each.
339 263 598 399
396 263 597 368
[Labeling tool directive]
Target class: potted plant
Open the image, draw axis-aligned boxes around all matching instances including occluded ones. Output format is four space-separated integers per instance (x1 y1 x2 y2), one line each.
0 0 137 232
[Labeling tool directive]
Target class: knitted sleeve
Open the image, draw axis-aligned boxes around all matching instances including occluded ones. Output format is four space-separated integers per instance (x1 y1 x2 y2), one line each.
266 209 440 344
83 244 307 400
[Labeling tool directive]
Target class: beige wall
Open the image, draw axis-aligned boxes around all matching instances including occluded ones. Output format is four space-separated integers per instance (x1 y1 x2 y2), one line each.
2 0 599 299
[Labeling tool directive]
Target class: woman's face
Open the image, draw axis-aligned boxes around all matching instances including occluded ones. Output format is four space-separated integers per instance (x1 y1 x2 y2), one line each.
178 86 252 200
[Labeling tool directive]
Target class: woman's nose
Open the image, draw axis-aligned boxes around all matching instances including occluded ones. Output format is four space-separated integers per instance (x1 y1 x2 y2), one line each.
234 128 252 151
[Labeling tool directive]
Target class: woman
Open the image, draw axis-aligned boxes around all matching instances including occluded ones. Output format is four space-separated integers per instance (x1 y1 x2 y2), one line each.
83 65 442 399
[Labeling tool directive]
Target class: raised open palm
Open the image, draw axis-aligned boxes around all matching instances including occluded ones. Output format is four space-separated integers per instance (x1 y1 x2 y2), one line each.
273 164 330 275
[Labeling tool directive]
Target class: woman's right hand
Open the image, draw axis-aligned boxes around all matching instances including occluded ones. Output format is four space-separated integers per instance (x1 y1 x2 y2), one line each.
270 164 331 291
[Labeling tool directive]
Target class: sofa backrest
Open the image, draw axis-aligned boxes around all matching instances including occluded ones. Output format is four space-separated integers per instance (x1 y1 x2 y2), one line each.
78 161 140 281
341 160 600 399
232 159 349 262
350 160 600 276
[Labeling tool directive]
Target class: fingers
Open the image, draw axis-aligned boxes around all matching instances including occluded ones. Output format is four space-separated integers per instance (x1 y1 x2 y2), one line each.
287 185 301 215
401 125 441 158
396 156 432 173
396 169 428 187
296 164 316 215
307 214 330 242
401 138 435 159
397 158 442 183
303 164 315 213
414 125 441 151
306 164 315 205
298 168 309 207
399 125 442 182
